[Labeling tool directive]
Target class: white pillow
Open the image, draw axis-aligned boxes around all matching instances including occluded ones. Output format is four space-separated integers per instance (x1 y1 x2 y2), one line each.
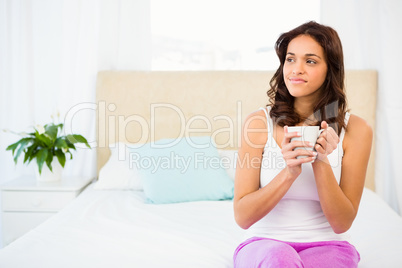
217 149 237 181
94 143 143 190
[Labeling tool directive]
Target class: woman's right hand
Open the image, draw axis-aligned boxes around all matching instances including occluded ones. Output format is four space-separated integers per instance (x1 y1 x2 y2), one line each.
281 126 317 179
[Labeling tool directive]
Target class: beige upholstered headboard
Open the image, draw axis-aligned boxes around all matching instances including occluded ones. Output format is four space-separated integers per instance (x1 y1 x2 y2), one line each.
96 70 377 191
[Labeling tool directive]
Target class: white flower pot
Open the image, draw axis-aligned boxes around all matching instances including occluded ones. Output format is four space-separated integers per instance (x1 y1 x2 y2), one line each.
35 160 63 182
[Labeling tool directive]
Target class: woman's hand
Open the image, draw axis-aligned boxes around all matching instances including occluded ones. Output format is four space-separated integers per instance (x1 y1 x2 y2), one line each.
315 121 340 161
281 126 317 179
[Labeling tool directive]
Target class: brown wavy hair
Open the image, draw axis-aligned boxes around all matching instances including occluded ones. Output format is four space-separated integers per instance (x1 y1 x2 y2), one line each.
267 21 347 135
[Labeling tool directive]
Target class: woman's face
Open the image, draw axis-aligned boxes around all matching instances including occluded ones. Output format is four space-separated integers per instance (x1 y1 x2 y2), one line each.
283 34 328 100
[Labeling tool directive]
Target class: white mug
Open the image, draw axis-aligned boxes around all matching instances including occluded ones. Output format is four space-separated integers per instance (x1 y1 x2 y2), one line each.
287 126 324 159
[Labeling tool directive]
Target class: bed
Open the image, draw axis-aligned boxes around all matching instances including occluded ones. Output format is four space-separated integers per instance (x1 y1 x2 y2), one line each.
0 71 401 267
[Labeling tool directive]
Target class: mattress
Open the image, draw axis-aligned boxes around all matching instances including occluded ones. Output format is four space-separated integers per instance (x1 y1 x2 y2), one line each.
0 184 401 267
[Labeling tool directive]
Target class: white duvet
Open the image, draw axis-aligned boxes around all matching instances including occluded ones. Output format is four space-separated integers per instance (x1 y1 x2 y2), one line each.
0 184 401 268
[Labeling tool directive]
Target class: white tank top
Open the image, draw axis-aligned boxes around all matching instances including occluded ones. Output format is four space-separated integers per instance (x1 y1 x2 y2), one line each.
245 107 351 242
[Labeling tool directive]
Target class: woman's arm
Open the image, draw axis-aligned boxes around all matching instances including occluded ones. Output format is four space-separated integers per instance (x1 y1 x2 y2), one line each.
312 115 373 233
233 110 317 229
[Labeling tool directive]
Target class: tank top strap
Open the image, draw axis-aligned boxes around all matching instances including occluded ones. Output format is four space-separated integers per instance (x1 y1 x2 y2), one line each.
259 106 274 147
345 112 351 125
339 112 350 141
259 106 274 133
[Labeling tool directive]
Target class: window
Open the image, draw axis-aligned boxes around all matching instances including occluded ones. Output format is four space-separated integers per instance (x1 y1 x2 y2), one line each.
151 0 320 70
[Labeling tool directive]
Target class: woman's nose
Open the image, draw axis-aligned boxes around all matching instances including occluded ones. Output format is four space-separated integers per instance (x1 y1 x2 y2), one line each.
292 63 304 75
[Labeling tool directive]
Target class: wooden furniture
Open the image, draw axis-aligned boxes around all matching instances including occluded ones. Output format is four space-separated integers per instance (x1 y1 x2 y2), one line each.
1 176 93 246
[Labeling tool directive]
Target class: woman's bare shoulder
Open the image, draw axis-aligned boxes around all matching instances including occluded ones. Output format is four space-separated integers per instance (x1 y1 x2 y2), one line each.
243 109 270 132
241 109 269 148
347 114 373 133
344 114 373 148
245 109 268 122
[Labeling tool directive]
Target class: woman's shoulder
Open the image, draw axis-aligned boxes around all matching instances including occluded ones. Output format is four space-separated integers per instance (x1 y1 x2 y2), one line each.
344 113 373 147
347 114 373 133
245 108 268 126
244 108 269 130
241 108 269 148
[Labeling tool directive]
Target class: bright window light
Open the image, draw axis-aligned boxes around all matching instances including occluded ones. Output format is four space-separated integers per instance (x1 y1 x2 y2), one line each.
151 0 320 70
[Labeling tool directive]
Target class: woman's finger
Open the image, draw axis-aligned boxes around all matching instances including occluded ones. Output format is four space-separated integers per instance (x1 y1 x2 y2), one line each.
327 127 340 145
284 148 317 159
286 155 317 166
282 139 314 157
282 126 298 144
315 143 326 154
317 126 339 156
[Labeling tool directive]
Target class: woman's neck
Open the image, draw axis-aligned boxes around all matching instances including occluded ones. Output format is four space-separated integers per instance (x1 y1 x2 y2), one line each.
294 98 315 119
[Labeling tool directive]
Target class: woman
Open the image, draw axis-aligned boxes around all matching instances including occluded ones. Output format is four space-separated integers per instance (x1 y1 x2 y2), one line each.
233 21 372 267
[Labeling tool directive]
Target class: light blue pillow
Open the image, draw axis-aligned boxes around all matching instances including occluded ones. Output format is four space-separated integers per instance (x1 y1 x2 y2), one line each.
130 136 234 204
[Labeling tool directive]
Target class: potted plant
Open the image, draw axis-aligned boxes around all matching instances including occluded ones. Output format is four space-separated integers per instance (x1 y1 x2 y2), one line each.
5 119 90 181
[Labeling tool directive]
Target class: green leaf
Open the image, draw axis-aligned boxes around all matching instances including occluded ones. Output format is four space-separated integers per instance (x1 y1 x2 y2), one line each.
67 134 91 148
24 143 37 163
5 138 32 164
69 144 76 150
23 143 37 164
55 149 66 167
55 138 68 149
35 132 51 147
6 138 31 155
14 138 32 163
46 152 54 172
45 124 58 141
36 149 48 174
76 135 91 148
29 149 39 163
65 139 76 150
23 151 30 163
6 141 20 154
66 135 78 143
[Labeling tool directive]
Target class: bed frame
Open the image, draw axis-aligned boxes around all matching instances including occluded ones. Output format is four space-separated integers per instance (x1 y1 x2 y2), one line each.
95 70 377 191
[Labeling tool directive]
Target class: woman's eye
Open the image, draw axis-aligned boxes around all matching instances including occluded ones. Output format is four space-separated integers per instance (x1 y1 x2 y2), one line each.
307 59 316 64
286 58 294 63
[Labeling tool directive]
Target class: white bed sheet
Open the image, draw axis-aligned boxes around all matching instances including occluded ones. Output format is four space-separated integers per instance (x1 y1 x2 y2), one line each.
0 185 401 268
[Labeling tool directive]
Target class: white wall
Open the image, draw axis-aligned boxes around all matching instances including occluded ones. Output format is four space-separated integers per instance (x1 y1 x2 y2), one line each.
321 0 402 214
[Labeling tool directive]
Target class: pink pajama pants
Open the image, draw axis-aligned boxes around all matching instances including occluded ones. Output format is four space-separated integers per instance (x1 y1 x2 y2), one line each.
233 237 360 268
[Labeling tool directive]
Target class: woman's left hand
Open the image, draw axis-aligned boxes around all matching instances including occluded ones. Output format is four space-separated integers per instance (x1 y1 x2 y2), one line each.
315 121 340 161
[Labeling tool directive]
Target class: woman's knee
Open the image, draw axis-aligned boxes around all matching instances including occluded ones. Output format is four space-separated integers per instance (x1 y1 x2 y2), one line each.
234 238 303 268
299 241 360 268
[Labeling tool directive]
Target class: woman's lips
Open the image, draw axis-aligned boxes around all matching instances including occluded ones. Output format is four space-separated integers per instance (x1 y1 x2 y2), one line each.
289 78 307 84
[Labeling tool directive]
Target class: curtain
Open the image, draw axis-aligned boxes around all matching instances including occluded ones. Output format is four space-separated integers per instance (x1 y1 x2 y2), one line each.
0 0 151 179
0 0 99 182
321 0 402 215
0 0 151 248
